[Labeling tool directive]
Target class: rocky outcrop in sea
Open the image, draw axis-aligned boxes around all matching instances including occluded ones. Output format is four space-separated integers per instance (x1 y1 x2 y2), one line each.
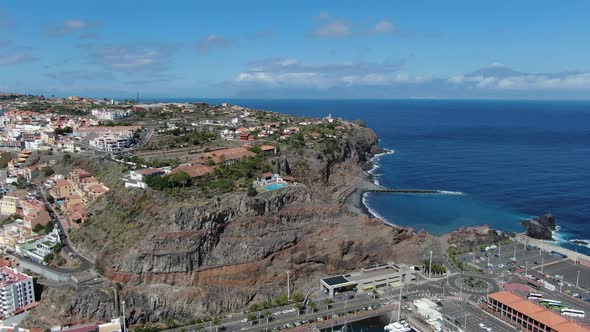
522 213 557 240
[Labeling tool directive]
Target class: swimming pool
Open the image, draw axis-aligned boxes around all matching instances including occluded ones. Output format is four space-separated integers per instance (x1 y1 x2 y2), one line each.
264 183 288 191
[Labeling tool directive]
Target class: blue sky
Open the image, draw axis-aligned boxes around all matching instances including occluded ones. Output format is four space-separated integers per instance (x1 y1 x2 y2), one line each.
1 0 590 99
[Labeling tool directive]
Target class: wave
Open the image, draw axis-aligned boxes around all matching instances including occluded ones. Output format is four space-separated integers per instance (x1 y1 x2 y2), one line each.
551 225 565 243
368 149 395 176
436 190 465 195
368 149 395 190
362 192 397 227
569 239 590 248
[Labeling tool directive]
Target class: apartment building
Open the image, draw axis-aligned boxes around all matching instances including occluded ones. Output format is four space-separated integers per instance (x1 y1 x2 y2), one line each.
0 267 35 318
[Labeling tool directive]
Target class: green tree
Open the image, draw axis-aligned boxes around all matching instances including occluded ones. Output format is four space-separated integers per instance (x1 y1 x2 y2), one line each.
167 171 190 187
274 294 289 307
295 303 303 316
46 193 54 204
292 291 305 303
323 298 332 310
63 153 71 162
249 303 262 312
43 167 55 177
43 253 54 264
16 177 27 189
247 313 257 322
309 301 317 313
52 243 63 253
44 222 54 234
32 224 44 233
247 184 258 197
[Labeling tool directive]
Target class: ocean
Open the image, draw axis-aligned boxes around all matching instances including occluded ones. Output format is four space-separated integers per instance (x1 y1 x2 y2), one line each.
156 98 590 255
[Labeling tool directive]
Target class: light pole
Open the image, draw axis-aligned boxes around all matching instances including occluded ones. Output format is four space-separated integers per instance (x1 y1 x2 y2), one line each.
397 281 403 322
576 271 580 289
287 271 291 301
525 262 528 276
541 256 544 274
513 247 516 262
121 300 126 332
429 251 433 279
498 244 501 257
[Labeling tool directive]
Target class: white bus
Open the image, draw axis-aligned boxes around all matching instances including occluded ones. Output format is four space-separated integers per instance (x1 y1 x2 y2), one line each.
527 293 543 301
561 308 585 318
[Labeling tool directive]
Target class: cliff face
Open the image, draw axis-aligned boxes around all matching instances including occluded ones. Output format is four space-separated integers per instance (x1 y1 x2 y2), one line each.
445 225 510 251
32 126 427 326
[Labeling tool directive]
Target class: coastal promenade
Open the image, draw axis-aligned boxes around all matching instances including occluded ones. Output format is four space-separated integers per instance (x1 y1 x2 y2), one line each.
514 233 590 263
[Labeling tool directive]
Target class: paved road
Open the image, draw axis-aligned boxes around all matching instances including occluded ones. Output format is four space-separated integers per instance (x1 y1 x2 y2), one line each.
20 184 94 274
441 300 515 332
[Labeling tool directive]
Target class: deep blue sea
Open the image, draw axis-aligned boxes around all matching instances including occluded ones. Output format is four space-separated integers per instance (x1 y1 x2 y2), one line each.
155 98 590 255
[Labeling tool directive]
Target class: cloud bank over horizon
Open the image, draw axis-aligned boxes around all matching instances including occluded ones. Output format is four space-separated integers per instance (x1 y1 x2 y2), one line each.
1 1 590 99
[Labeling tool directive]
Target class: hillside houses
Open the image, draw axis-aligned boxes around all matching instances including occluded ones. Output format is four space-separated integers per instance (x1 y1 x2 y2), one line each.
47 168 109 226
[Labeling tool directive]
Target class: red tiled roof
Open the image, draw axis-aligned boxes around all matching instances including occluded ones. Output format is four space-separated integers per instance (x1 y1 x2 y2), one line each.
71 168 92 177
55 179 72 187
489 291 523 305
171 164 215 178
189 147 256 165
528 310 568 329
553 321 590 332
489 291 590 332
509 299 545 316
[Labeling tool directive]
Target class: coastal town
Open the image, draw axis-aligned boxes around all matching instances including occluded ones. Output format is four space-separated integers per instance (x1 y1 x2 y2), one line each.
0 94 587 332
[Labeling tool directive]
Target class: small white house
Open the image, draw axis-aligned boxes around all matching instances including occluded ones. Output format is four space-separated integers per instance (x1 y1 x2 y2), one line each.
124 167 170 189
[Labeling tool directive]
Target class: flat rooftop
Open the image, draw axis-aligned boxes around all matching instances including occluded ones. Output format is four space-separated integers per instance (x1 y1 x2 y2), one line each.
321 263 405 286
346 265 401 282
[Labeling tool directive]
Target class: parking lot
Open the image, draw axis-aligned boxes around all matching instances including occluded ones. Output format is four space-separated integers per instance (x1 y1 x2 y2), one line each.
459 242 562 274
441 300 516 332
533 259 590 291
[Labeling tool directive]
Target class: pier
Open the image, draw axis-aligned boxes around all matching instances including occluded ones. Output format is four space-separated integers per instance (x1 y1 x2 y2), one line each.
365 188 441 194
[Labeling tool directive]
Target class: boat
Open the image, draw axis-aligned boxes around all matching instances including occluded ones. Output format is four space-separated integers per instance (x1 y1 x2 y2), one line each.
384 320 412 332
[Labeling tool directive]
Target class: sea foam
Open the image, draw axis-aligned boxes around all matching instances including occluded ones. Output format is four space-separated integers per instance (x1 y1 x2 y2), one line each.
436 190 465 195
362 192 397 227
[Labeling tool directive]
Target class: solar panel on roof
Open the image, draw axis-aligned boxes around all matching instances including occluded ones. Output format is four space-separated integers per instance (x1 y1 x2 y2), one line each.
322 276 349 286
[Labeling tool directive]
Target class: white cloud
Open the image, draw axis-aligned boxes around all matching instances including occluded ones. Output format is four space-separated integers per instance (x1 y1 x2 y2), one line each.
92 45 177 72
233 58 420 89
0 54 35 65
232 60 590 97
311 20 352 38
449 69 590 91
196 34 233 54
45 19 102 36
372 20 396 34
310 14 397 38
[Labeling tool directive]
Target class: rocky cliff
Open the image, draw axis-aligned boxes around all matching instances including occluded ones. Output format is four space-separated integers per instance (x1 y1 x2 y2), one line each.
29 126 433 326
522 213 557 240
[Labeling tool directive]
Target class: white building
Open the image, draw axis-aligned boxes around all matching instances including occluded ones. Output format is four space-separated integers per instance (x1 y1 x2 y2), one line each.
0 267 35 317
320 263 416 297
124 167 170 189
91 109 131 121
89 135 130 152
